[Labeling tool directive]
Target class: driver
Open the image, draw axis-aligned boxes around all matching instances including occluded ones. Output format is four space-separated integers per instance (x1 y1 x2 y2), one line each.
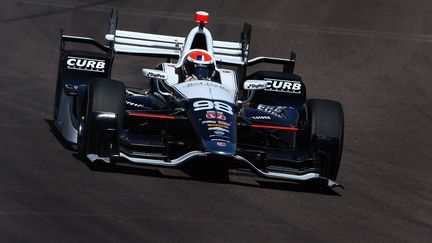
181 50 216 81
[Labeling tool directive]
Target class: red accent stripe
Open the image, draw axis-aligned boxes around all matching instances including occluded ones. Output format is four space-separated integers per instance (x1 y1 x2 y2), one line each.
128 113 175 120
251 124 298 131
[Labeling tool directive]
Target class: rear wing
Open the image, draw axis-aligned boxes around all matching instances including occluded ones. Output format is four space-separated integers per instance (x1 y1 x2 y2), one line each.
105 9 250 66
60 10 296 77
107 30 248 66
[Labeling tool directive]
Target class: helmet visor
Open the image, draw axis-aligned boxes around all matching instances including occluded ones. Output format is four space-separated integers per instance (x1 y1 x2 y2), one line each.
193 66 211 80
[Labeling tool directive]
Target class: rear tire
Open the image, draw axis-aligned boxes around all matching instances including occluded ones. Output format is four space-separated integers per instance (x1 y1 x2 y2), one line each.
306 99 344 180
76 78 126 166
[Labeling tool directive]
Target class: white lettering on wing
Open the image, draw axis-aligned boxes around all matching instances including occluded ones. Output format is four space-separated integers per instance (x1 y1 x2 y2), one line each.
66 56 106 73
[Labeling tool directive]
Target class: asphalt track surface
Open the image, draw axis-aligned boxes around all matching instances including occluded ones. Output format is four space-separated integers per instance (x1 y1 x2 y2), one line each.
1 0 432 242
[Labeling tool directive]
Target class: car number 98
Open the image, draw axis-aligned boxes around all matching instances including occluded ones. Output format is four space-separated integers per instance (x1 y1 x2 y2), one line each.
193 100 233 115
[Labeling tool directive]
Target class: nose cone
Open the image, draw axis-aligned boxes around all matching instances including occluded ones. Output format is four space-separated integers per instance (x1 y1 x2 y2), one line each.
202 140 236 156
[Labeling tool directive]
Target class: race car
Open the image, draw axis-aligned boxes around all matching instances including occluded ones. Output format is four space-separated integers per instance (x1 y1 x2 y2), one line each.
54 10 344 188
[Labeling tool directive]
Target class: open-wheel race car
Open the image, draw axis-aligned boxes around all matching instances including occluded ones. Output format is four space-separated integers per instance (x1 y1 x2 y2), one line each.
54 11 344 188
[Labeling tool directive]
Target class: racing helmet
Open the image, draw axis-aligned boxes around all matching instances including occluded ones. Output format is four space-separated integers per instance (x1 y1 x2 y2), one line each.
182 50 216 81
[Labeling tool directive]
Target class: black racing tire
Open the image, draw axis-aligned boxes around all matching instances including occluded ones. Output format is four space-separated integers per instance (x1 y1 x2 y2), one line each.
306 99 344 180
87 78 126 128
53 70 63 120
76 78 126 165
77 116 87 160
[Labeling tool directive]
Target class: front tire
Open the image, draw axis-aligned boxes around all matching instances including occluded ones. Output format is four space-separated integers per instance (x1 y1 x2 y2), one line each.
77 78 126 166
53 70 63 120
306 99 344 180
77 116 87 160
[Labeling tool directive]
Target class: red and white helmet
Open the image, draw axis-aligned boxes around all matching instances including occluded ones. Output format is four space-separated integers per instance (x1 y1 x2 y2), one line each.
181 49 216 80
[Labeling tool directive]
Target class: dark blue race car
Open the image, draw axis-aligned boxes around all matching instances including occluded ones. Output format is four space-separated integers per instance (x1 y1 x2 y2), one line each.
54 10 344 188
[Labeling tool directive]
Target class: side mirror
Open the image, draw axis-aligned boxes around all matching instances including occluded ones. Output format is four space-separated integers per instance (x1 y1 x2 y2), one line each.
243 80 268 90
142 68 168 80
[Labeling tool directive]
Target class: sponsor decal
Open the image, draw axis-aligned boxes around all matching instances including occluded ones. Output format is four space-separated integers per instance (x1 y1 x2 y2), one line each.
147 72 166 79
257 104 287 118
208 127 230 133
206 111 226 120
126 101 145 108
216 142 227 147
217 121 231 126
264 78 302 94
207 124 229 129
202 120 217 124
247 83 266 89
142 69 167 79
211 138 230 142
193 100 233 115
184 81 230 92
210 135 231 140
66 56 105 72
218 121 231 127
251 116 271 120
